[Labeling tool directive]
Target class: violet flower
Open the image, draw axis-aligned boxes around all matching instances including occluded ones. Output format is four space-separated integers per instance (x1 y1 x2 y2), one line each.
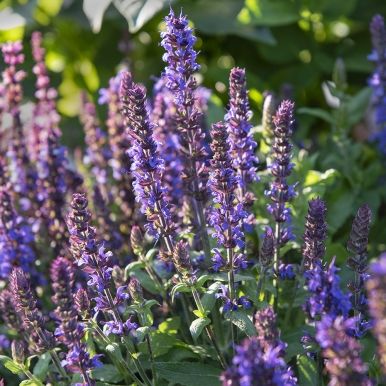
208 121 247 270
304 257 351 320
9 268 53 354
366 253 386 374
67 193 136 337
368 15 386 155
1 41 36 209
220 336 297 386
80 95 111 197
225 67 258 220
315 315 373 386
99 72 137 223
119 71 175 250
302 198 327 272
254 307 282 352
0 161 36 280
50 257 100 383
347 204 372 337
161 9 211 258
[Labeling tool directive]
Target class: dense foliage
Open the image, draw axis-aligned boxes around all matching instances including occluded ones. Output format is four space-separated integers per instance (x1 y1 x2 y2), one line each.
0 1 386 385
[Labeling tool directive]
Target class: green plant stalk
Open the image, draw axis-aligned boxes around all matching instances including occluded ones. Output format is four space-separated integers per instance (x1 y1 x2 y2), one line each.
87 320 145 385
191 286 227 369
138 309 157 386
227 247 236 356
21 366 43 385
273 222 281 312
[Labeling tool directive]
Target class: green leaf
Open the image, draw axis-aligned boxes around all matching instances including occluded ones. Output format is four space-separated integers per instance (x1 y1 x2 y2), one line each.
297 355 318 386
127 270 158 294
113 0 168 33
148 331 179 357
154 362 221 386
297 107 334 124
195 274 210 288
158 317 181 334
82 0 112 33
33 353 51 380
171 282 191 303
227 311 256 337
136 326 151 342
201 282 222 312
20 381 41 386
346 87 372 127
210 273 255 282
0 355 22 375
189 318 210 341
124 261 145 279
91 364 124 383
105 343 123 361
239 0 300 27
145 248 158 261
183 0 275 45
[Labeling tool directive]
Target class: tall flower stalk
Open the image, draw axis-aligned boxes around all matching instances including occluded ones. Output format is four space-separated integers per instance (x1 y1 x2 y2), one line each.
225 67 258 221
160 9 211 261
208 122 247 301
50 256 99 384
347 204 372 337
368 14 386 154
265 100 296 310
366 253 386 376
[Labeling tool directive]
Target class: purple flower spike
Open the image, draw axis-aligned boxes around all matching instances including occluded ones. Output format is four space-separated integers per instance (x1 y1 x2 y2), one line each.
302 198 327 271
120 71 175 244
220 336 297 386
304 257 351 320
368 15 386 154
366 253 386 374
316 315 373 386
347 204 372 337
208 122 247 268
9 268 53 354
161 9 210 254
50 257 98 381
225 68 258 210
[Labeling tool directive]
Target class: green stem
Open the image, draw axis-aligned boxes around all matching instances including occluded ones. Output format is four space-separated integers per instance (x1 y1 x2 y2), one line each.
227 248 236 355
49 349 70 383
273 222 281 312
23 368 43 385
191 287 227 369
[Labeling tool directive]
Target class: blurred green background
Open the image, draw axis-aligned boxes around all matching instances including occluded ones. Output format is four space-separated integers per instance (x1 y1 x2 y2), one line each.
0 0 385 141
1 0 386 258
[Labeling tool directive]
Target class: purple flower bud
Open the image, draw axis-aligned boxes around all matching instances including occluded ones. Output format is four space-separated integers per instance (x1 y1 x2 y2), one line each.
74 289 90 319
130 225 144 256
172 240 194 281
128 276 143 303
260 226 274 268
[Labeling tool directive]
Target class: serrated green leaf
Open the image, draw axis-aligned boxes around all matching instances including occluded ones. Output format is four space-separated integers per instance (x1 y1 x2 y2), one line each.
227 311 256 337
189 318 210 341
154 362 221 386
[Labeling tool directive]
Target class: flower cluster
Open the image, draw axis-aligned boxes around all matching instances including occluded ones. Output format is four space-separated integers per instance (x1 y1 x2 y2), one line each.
366 253 386 374
220 336 297 386
316 315 373 386
368 14 386 154
225 67 258 213
265 100 296 245
304 257 351 320
302 198 327 271
120 71 174 245
347 204 372 337
50 257 100 382
208 121 247 270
